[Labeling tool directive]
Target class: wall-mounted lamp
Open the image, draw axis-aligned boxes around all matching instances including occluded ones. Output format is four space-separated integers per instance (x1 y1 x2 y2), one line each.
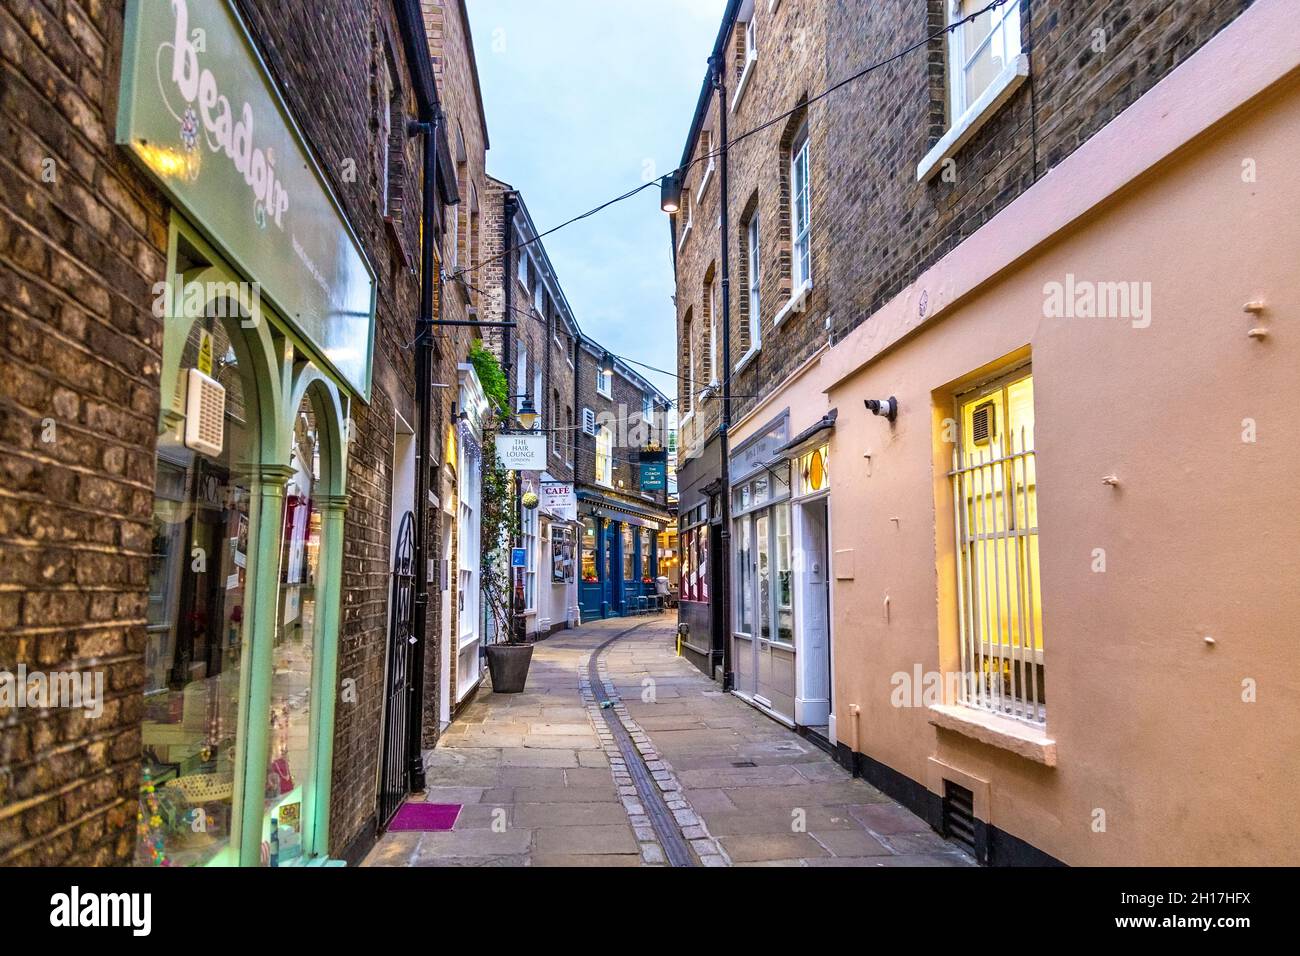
864 397 898 422
601 351 615 378
660 173 682 214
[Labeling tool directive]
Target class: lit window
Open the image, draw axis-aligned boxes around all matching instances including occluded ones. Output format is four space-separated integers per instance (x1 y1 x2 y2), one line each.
949 367 1043 723
596 425 612 487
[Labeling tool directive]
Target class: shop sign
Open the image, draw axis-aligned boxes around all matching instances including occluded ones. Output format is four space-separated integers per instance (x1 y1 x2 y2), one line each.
495 432 547 471
639 448 667 491
116 0 377 399
511 548 527 569
540 482 576 520
729 413 790 482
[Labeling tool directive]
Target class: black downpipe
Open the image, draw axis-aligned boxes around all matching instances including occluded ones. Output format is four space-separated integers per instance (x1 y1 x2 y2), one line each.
407 111 440 793
711 54 735 691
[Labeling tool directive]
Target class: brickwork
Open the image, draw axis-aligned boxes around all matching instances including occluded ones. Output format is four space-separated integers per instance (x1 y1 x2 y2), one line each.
0 0 167 865
672 0 1255 437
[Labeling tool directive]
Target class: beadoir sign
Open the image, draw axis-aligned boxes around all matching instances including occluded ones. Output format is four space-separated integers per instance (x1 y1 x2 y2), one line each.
116 0 377 400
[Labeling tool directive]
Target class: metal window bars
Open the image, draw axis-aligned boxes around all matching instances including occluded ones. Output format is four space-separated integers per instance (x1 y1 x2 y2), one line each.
950 425 1045 724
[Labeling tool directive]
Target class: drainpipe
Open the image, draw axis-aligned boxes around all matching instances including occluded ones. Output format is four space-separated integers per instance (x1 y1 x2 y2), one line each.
406 108 441 793
711 53 735 691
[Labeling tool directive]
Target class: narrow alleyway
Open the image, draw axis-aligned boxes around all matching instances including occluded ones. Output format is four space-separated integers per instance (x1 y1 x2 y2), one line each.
365 615 971 867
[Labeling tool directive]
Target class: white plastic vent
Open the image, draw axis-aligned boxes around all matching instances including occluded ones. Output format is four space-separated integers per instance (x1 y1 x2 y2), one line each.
581 407 597 436
971 401 996 446
184 367 226 458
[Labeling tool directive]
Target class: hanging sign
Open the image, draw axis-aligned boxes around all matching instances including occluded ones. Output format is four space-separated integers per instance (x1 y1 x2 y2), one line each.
116 0 377 400
540 482 576 520
639 448 667 491
495 433 547 471
511 548 527 569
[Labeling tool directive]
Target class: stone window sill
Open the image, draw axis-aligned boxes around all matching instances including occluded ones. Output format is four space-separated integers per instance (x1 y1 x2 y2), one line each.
734 344 761 374
927 703 1057 767
917 54 1030 182
697 163 714 201
731 52 757 113
773 280 811 328
677 218 693 251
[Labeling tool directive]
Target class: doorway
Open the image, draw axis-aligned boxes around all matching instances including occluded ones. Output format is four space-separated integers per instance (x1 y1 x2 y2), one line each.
794 496 831 729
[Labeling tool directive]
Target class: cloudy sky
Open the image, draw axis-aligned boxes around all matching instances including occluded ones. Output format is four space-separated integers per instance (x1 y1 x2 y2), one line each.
466 0 728 400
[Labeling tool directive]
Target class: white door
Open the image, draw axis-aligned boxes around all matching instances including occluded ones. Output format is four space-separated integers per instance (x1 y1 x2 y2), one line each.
795 497 831 727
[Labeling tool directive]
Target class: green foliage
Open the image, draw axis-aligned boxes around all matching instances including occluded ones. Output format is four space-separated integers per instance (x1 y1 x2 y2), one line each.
469 339 508 413
479 423 519 643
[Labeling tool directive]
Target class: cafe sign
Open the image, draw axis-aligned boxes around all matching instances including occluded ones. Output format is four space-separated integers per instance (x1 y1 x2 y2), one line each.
540 482 576 521
116 0 377 399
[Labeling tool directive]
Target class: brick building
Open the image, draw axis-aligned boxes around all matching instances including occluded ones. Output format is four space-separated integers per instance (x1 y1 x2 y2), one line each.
0 0 486 868
669 0 1296 864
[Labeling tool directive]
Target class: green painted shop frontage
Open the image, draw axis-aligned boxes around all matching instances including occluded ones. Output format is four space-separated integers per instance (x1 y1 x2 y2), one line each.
120 0 374 866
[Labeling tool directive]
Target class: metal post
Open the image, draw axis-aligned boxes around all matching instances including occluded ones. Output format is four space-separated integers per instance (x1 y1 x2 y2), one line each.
711 54 736 691
407 110 440 793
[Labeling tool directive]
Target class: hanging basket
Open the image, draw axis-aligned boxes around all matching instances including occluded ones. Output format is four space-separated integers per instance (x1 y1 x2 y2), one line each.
521 491 539 510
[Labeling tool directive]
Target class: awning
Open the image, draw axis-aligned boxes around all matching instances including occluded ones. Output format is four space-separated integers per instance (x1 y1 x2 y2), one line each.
577 490 668 530
778 408 837 459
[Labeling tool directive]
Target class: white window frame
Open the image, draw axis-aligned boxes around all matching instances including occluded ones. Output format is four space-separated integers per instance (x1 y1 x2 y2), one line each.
379 56 394 214
708 281 719 386
697 129 716 201
790 125 811 292
595 425 613 488
522 503 538 613
732 18 759 112
677 190 693 251
918 0 1029 181
738 213 761 369
596 367 613 399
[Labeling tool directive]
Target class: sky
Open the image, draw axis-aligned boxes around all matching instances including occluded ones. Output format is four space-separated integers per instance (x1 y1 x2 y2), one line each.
465 0 728 401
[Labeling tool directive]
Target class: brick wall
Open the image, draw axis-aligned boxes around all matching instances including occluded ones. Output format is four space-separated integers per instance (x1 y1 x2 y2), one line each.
0 0 166 865
673 0 1255 434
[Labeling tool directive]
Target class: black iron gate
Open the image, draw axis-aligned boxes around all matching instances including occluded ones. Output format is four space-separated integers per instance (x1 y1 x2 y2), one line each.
378 511 417 830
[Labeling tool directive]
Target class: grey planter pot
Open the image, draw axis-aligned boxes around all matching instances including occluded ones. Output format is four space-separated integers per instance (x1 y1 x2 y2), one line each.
485 643 534 694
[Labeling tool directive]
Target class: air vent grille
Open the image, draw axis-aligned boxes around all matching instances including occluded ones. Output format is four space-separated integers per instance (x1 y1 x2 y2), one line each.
184 368 226 458
942 780 977 854
971 401 995 446
581 407 597 436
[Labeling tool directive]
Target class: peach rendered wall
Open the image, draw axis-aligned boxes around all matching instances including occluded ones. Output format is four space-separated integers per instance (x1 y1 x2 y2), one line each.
823 69 1300 863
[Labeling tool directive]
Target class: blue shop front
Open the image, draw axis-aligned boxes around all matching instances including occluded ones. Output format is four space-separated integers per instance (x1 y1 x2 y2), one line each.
577 491 667 620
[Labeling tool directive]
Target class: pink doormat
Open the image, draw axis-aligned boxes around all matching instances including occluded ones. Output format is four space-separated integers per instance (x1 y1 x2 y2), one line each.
387 803 462 832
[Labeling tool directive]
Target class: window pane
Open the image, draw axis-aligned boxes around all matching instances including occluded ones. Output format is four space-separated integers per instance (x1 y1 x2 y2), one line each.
582 518 598 583
736 519 753 634
267 392 324 864
756 514 771 641
775 503 792 643
141 316 253 867
622 526 634 581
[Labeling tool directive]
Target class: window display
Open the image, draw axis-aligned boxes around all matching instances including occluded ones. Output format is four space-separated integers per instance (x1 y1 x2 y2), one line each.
141 316 252 867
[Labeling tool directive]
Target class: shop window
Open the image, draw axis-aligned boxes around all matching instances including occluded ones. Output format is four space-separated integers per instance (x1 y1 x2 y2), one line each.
732 465 792 641
622 525 635 584
796 444 830 495
581 517 599 583
142 313 255 867
639 528 652 585
950 367 1044 723
265 391 327 864
522 503 537 612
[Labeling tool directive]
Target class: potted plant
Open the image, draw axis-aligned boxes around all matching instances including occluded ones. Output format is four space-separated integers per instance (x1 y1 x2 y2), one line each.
472 343 534 693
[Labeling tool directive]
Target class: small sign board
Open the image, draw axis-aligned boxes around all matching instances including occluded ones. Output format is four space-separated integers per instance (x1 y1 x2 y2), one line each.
540 482 576 520
511 548 527 569
495 432 548 471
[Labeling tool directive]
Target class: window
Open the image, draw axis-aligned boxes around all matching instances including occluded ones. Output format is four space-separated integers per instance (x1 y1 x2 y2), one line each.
677 190 693 249
535 283 545 315
949 0 1022 120
378 54 399 216
640 528 652 583
707 280 718 385
790 125 811 291
682 309 694 413
565 406 574 465
622 525 635 584
581 517 599 583
551 389 560 459
595 424 612 487
698 129 715 198
739 214 761 359
642 394 654 433
732 466 792 643
522 502 537 612
516 242 528 287
950 367 1043 723
516 343 528 414
732 18 759 110
596 366 612 398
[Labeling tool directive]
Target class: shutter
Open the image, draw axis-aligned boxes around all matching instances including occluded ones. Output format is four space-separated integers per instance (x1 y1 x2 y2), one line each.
581 408 597 436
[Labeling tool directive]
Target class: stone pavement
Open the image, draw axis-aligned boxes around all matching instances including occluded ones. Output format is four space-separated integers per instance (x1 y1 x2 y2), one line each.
363 614 972 867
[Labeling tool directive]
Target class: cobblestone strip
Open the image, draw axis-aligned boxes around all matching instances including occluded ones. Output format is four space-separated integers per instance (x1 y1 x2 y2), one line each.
579 622 731 868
